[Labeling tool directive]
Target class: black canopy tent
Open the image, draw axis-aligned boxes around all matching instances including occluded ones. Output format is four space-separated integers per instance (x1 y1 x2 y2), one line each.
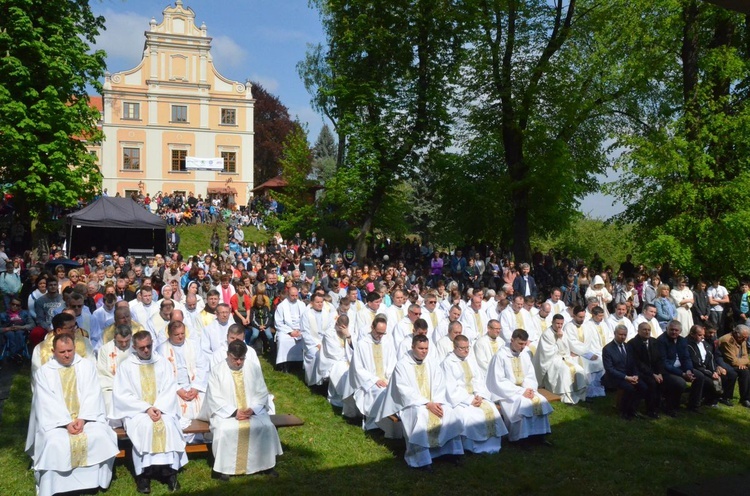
66 197 167 257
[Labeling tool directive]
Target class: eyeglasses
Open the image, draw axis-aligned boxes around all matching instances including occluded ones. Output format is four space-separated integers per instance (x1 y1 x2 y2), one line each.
455 346 471 351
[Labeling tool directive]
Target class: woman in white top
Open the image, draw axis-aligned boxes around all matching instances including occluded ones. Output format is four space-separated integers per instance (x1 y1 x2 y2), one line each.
671 276 694 337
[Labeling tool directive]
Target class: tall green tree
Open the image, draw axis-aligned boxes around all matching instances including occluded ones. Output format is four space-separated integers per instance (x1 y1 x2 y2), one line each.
611 2 750 278
455 0 668 263
269 124 318 237
310 124 337 183
0 0 106 257
304 0 463 261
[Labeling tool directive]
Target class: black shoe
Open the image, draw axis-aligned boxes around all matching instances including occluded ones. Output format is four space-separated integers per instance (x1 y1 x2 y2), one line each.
718 398 733 406
620 412 634 421
633 412 647 420
646 411 660 420
136 476 151 494
687 406 702 414
167 474 180 492
664 409 678 418
741 400 750 408
413 464 434 473
261 468 279 478
212 470 230 481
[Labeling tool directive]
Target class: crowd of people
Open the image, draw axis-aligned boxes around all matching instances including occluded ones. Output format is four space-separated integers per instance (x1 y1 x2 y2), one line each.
5 227 750 492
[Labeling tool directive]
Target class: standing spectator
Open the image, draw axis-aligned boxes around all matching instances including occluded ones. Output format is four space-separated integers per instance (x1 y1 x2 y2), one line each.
692 279 710 327
708 277 730 335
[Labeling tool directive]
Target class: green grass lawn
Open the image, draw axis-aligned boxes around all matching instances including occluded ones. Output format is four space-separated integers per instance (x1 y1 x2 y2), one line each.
4 356 750 496
174 223 271 257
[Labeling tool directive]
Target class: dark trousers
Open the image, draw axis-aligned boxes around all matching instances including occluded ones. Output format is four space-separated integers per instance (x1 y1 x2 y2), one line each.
727 366 750 402
639 374 663 414
613 379 647 415
662 372 706 410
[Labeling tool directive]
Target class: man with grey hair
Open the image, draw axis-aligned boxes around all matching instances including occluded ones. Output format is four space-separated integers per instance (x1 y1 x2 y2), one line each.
718 324 750 408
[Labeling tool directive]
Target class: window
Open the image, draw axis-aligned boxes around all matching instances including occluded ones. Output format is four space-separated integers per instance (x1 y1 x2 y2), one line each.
221 151 237 173
171 149 187 171
220 108 236 125
172 105 187 123
123 102 140 120
124 189 139 199
123 147 140 170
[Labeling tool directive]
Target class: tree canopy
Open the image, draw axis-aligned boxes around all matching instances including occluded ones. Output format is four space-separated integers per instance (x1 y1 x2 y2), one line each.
252 81 300 185
0 0 106 253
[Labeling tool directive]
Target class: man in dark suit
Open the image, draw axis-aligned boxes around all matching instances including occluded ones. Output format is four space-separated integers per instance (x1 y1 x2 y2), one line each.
603 324 646 419
629 322 670 418
168 227 180 252
512 263 538 299
657 319 706 415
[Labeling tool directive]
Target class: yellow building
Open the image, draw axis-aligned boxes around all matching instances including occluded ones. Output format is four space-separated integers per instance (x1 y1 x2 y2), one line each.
98 1 254 206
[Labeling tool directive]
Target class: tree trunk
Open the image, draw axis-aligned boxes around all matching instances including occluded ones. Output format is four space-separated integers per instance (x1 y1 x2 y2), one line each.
354 214 373 263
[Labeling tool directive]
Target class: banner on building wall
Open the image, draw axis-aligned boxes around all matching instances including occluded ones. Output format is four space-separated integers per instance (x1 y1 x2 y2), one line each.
186 156 224 171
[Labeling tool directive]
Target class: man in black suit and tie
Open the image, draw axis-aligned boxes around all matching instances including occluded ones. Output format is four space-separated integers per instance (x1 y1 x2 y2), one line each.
512 263 538 299
603 324 646 419
629 321 672 418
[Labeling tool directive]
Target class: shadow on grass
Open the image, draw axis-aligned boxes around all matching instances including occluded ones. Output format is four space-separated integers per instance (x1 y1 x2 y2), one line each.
6 359 750 496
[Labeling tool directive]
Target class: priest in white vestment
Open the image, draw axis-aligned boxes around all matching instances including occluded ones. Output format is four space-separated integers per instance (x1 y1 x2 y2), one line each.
577 307 611 397
130 286 158 327
396 318 438 362
436 321 463 359
354 292 385 342
473 319 505 373
392 304 424 352
96 324 132 420
532 315 587 404
146 298 175 348
323 315 357 416
113 331 187 493
386 289 408 334
460 295 489 343
486 329 553 442
421 293 446 339
31 313 95 379
31 334 119 496
633 303 663 338
202 303 234 362
90 294 116 351
274 287 306 369
206 340 283 479
157 320 209 437
606 303 637 341
376 334 464 468
500 296 540 350
432 305 461 345
300 293 336 385
442 335 507 453
349 315 397 432
100 304 146 346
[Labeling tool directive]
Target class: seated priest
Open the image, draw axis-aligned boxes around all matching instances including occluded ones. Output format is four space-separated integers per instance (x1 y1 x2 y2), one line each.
31 333 119 496
376 334 464 471
486 329 553 444
206 340 283 481
441 335 507 453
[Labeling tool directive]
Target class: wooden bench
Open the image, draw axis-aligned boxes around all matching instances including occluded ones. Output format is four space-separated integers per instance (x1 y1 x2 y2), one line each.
114 414 304 458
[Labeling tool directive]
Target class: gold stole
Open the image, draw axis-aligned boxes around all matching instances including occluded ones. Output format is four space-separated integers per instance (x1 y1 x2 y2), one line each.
396 307 404 321
563 358 578 383
414 362 441 448
231 369 251 473
460 360 496 437
474 311 483 338
510 355 543 415
139 364 167 453
595 324 606 347
430 312 438 330
372 342 385 381
650 320 660 338
41 332 88 366
515 312 525 330
59 366 87 468
489 338 499 356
